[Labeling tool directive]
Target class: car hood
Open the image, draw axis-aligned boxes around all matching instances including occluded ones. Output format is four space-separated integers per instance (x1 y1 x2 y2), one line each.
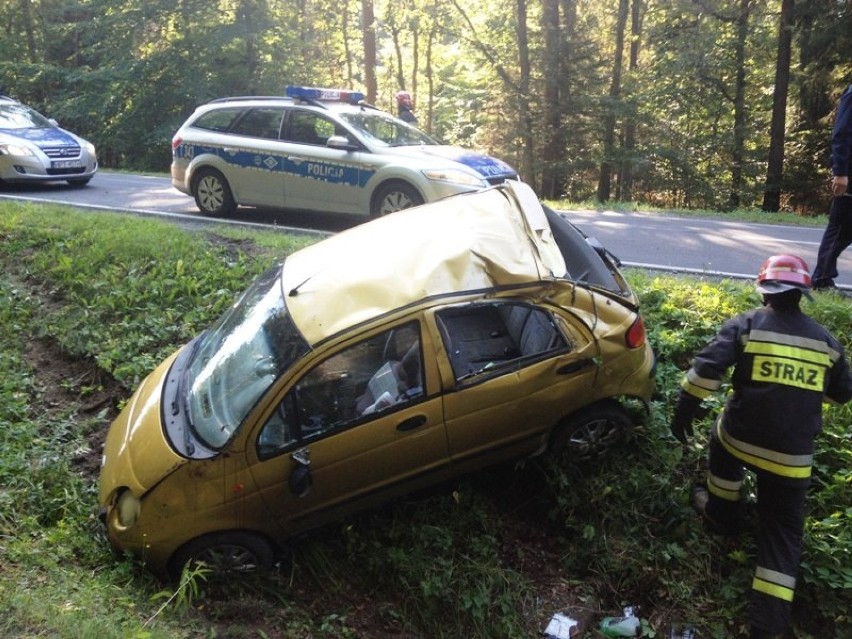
418 145 517 179
385 144 517 179
99 352 186 499
0 126 82 149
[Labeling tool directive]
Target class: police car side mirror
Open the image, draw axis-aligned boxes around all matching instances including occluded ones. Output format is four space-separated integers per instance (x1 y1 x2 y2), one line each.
327 135 357 151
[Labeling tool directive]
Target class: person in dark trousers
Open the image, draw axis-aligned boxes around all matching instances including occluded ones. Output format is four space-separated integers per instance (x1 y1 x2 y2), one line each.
670 254 852 639
395 90 418 125
812 83 852 291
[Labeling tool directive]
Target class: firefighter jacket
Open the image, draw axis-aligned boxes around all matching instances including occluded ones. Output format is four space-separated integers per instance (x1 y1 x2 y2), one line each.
680 304 852 481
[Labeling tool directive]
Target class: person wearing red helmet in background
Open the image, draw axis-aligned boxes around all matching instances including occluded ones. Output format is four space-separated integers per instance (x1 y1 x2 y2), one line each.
395 90 418 125
670 254 852 639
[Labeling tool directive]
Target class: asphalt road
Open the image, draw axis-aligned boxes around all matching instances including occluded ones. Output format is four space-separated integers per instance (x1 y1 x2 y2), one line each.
2 170 850 290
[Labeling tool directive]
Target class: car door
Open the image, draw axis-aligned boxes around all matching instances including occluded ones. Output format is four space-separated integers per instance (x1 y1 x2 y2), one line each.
247 320 450 535
279 109 367 213
432 302 599 467
223 106 288 206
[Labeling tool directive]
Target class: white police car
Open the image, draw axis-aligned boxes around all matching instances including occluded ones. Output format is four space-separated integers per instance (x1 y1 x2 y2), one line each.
0 96 98 187
171 86 518 217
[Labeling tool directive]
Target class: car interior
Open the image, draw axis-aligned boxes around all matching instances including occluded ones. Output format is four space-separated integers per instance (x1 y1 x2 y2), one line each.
436 302 568 380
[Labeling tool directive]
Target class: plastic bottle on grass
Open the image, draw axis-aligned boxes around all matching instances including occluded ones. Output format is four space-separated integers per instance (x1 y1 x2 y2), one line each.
598 614 640 637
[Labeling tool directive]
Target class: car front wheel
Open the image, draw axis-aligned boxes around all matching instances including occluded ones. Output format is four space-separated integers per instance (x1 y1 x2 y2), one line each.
168 531 276 581
549 402 632 463
192 168 235 216
371 181 424 217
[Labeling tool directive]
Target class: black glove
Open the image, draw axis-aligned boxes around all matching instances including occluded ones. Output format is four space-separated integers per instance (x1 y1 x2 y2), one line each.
670 390 701 444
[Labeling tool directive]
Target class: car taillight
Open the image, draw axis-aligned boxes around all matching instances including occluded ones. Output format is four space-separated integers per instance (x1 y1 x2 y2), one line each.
171 136 182 152
626 315 646 349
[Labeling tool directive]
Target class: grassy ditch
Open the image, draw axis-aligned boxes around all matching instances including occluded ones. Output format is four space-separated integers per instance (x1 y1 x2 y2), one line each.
0 201 849 638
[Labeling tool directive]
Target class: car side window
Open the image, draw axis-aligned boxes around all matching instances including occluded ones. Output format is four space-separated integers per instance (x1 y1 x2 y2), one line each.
192 107 245 132
230 107 285 140
436 303 569 382
257 322 423 458
285 111 346 146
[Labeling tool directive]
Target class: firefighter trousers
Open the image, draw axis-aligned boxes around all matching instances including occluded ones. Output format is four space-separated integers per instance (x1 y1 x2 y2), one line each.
704 430 808 635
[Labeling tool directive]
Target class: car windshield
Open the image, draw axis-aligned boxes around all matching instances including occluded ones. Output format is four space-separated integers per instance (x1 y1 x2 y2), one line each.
338 110 438 147
0 104 53 130
184 264 310 449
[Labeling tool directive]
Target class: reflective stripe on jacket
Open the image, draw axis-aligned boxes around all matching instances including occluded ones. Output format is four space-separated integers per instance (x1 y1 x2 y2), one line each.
682 305 852 478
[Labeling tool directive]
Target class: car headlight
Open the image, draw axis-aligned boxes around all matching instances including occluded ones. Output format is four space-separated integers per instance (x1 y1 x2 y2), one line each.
85 142 96 157
115 490 141 528
421 168 487 188
0 143 35 157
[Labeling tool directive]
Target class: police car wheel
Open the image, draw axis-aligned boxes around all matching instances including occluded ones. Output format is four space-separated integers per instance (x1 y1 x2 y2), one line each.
549 402 632 463
193 168 235 216
371 181 424 217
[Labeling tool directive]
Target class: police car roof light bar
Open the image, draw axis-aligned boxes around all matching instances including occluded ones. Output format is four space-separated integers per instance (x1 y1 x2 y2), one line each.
285 86 365 104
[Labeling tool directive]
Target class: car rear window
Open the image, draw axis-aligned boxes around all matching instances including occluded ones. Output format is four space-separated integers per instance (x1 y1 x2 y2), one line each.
191 107 246 133
230 107 285 140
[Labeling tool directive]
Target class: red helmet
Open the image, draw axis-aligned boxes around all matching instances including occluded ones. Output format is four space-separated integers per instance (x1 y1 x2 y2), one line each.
755 254 812 296
395 90 413 106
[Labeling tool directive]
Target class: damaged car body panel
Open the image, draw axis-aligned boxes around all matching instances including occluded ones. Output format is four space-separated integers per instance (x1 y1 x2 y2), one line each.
98 181 655 580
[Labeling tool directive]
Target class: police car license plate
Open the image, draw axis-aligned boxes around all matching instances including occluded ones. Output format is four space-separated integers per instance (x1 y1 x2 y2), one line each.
52 159 82 169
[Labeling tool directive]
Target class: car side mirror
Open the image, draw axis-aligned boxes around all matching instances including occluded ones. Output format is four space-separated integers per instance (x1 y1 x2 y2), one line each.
288 448 313 497
327 135 356 151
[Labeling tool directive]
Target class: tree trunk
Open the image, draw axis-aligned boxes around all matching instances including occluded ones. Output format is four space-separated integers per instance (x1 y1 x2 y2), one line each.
761 0 793 212
20 0 39 63
620 0 643 202
361 0 377 103
597 0 629 202
540 0 564 199
516 0 535 184
728 0 751 210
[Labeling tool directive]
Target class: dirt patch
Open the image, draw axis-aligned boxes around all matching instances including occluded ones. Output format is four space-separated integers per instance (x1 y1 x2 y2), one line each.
23 336 125 479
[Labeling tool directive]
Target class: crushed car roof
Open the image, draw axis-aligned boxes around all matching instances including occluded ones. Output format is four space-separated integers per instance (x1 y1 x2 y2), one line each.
282 181 570 345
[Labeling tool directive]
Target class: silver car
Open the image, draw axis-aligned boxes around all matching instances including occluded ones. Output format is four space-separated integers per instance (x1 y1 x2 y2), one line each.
0 96 97 186
170 86 518 217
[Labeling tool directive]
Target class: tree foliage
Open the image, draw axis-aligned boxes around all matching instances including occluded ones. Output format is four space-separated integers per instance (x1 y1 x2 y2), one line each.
0 0 850 213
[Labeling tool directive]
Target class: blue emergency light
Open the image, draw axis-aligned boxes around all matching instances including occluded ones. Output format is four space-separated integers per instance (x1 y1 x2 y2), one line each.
286 86 365 104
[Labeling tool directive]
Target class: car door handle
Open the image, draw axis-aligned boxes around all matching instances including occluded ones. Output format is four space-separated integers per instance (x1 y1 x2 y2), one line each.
556 359 595 375
397 415 427 432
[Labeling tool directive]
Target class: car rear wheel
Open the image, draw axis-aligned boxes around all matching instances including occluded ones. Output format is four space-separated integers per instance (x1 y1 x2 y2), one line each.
371 181 424 217
549 402 632 463
192 168 235 216
168 531 276 581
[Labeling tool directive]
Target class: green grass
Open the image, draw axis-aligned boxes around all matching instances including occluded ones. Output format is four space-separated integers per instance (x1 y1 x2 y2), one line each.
0 200 849 638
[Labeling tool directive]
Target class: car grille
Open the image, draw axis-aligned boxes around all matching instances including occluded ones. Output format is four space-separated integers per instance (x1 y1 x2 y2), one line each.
46 167 86 175
43 145 81 159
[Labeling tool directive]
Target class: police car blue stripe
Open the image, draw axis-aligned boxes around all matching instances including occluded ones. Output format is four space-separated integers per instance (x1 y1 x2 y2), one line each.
180 144 375 188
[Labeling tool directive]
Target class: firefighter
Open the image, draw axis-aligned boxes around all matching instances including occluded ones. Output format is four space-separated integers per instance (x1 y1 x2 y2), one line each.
395 90 418 125
670 254 852 639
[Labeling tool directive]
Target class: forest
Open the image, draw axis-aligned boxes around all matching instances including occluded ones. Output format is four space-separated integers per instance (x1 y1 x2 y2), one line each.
2 0 851 215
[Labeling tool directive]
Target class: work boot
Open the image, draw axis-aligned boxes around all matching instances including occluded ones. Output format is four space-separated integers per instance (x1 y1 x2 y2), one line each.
691 483 738 536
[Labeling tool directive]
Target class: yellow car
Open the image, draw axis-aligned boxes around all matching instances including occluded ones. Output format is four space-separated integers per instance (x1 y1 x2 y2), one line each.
98 181 655 580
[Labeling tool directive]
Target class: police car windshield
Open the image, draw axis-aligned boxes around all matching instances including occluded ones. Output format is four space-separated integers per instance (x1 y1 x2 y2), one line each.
0 104 54 130
339 111 438 147
184 264 309 450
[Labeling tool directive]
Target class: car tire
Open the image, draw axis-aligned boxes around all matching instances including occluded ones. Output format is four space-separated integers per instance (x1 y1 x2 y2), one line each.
192 168 236 216
549 402 632 463
371 181 424 217
66 177 91 187
168 531 276 581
